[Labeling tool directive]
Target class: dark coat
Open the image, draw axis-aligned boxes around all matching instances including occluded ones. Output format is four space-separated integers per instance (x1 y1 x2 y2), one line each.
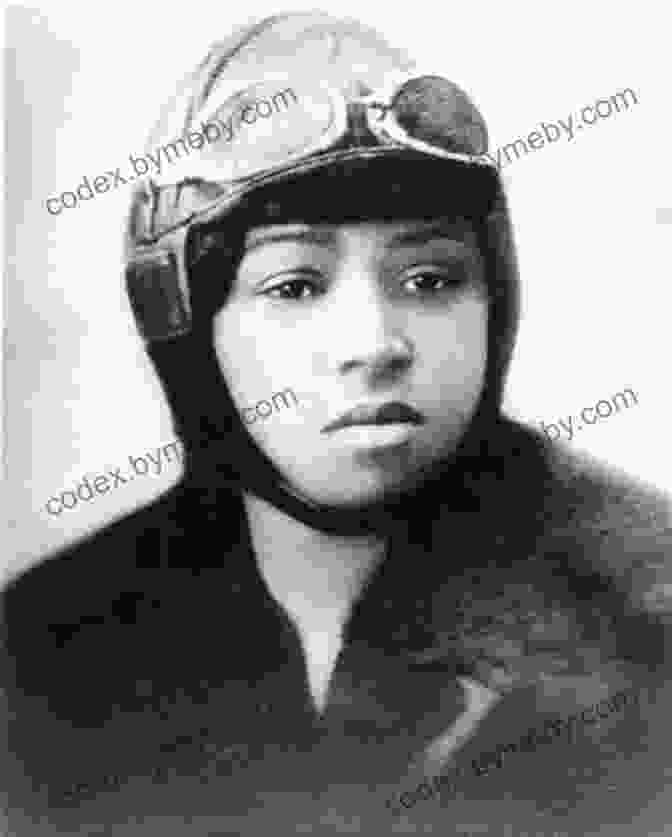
5 419 672 836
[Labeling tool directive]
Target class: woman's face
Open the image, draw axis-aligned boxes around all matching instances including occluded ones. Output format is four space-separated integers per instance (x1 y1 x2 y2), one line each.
213 217 488 508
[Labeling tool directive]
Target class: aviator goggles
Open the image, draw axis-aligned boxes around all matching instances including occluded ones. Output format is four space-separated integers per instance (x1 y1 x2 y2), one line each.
152 68 493 189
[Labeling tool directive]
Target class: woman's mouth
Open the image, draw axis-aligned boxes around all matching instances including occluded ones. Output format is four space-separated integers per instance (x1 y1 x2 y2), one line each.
324 423 420 449
321 402 425 449
322 401 425 433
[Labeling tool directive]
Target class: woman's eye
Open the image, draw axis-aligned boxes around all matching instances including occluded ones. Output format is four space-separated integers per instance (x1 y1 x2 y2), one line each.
400 269 466 295
263 275 322 301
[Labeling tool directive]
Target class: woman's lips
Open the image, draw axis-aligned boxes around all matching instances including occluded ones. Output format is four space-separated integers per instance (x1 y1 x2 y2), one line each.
326 422 420 449
321 402 426 434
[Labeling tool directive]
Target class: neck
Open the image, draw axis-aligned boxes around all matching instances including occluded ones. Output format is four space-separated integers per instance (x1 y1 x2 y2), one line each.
243 491 387 627
243 491 387 712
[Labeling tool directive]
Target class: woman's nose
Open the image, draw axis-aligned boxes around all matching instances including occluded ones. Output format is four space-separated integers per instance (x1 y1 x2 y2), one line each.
330 279 415 379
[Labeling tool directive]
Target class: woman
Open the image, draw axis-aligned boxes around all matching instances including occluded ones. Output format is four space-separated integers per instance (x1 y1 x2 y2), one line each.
6 11 672 836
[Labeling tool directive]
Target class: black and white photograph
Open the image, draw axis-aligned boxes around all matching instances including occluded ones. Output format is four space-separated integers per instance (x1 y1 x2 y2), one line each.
4 5 672 835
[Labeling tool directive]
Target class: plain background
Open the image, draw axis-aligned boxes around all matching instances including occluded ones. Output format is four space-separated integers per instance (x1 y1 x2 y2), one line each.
5 0 671 584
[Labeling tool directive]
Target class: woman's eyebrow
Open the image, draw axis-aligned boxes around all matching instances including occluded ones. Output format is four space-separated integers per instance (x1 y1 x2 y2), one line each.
243 225 338 253
389 220 474 248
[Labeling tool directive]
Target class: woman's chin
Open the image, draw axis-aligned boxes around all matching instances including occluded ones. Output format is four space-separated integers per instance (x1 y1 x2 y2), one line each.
289 472 418 510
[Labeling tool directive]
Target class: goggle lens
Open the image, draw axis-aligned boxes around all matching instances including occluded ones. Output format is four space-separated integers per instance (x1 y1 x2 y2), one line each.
196 81 341 181
390 76 488 156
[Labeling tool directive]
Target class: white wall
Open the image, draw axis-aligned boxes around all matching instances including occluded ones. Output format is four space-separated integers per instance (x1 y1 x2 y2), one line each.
6 0 671 583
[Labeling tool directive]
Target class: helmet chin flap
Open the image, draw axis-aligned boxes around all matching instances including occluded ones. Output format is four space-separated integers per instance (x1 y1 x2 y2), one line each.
127 12 520 536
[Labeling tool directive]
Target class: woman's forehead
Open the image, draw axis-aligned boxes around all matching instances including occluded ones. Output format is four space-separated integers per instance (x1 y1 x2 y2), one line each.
243 218 479 254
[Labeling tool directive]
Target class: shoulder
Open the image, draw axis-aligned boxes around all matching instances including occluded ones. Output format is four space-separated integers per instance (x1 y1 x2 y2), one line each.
541 431 671 524
536 436 672 620
4 478 251 602
4 482 254 722
4 486 181 618
434 417 672 592
3 489 184 691
3 482 249 667
482 418 672 605
424 421 672 691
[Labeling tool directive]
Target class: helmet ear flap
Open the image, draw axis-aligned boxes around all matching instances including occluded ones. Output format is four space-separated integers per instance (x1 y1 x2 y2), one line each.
125 233 192 341
124 176 216 342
